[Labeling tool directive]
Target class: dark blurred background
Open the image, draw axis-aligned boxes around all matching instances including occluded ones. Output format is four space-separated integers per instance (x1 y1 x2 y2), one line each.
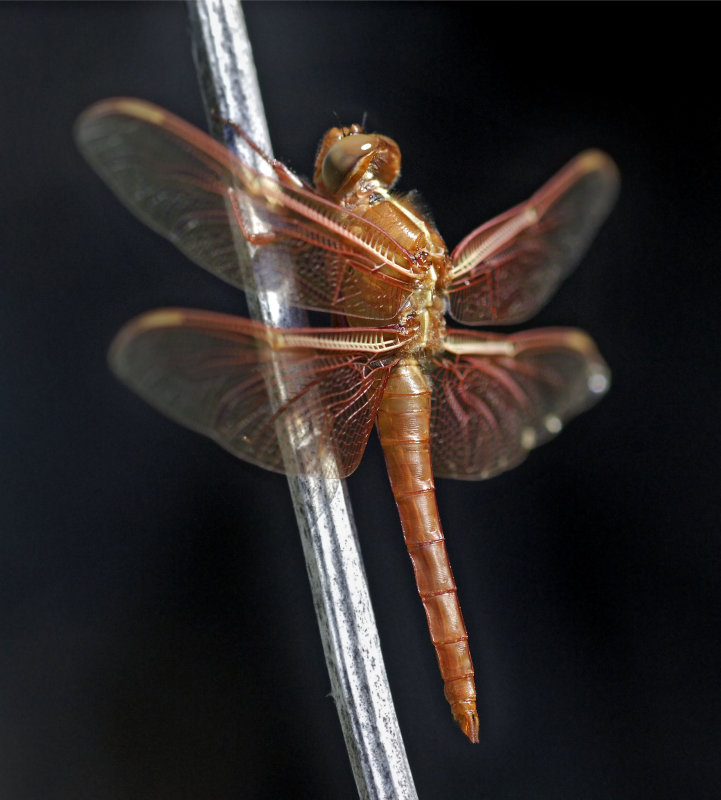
2 3 720 799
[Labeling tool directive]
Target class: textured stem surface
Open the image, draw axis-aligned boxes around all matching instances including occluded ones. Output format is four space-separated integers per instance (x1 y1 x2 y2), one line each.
186 2 418 796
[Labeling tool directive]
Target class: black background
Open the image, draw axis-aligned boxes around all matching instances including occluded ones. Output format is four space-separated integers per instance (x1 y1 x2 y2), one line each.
3 3 720 799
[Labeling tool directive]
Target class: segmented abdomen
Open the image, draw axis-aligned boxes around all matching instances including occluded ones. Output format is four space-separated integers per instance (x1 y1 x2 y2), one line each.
376 357 479 742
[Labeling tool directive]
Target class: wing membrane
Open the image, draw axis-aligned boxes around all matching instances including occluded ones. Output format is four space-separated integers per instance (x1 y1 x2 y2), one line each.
447 150 619 325
75 98 418 320
429 328 610 479
109 308 404 477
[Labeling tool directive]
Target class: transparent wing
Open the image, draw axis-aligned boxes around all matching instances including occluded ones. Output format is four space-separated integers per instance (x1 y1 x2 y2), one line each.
109 308 405 478
447 150 619 325
429 328 610 480
75 98 419 320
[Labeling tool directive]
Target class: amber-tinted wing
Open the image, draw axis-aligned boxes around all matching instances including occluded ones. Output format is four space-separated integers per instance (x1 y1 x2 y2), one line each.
75 98 418 320
429 328 610 479
447 150 619 325
109 308 405 478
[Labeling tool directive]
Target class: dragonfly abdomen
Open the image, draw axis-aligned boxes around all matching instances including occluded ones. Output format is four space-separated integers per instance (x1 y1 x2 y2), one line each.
376 358 479 743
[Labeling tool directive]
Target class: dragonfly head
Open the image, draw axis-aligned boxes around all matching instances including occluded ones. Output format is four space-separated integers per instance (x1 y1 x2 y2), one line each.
314 124 401 200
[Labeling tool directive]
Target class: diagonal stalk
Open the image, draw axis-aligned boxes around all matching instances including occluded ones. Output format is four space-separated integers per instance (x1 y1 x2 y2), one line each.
185 3 418 798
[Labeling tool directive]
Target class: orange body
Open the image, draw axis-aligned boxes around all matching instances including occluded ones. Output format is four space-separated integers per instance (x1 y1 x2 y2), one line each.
322 134 481 738
376 359 479 742
78 99 617 742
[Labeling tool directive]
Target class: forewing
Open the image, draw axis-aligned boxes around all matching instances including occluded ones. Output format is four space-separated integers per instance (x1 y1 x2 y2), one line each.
75 98 417 320
109 309 401 478
447 150 619 325
430 328 610 479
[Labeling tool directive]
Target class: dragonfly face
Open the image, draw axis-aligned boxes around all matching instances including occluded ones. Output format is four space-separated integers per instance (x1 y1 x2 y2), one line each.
314 124 402 199
76 98 617 741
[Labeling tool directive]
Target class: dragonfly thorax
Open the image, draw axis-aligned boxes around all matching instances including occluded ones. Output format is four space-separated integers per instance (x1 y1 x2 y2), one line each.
400 263 447 355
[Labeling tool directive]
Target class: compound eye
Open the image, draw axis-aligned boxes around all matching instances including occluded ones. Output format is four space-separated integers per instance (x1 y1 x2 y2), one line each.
321 134 377 195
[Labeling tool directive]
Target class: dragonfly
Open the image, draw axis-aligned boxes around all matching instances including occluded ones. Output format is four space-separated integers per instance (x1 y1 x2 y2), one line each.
76 98 618 743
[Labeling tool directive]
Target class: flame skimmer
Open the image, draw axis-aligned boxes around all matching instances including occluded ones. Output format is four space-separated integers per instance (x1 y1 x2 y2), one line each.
76 98 618 742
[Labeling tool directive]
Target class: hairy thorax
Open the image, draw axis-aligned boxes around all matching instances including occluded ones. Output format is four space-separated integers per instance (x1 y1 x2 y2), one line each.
349 186 450 357
313 124 450 358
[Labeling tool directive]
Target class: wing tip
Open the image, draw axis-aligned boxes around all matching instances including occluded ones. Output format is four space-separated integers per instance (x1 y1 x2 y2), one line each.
77 96 165 125
574 148 621 186
74 97 169 154
107 308 187 377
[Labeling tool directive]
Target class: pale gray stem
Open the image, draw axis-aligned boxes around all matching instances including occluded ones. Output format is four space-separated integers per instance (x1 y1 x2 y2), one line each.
185 3 418 798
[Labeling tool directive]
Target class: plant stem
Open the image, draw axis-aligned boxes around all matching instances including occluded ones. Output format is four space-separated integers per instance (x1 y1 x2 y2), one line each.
185 3 418 798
